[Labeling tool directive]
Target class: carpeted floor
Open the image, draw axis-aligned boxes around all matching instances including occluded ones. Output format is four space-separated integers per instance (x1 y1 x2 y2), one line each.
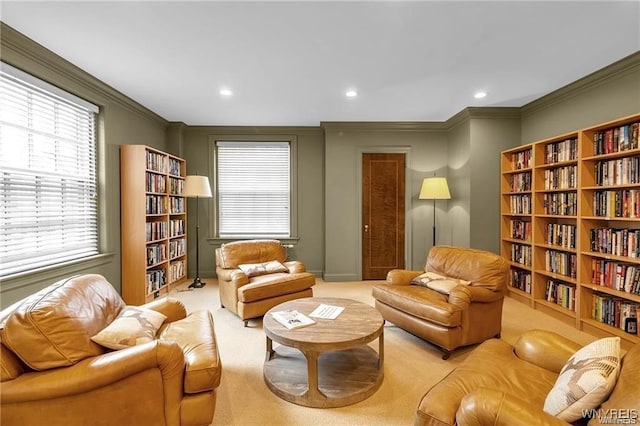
169 279 595 426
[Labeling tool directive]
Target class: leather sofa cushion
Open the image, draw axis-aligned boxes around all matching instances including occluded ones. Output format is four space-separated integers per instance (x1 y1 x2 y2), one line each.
160 310 222 393
238 272 315 303
217 239 286 268
426 246 508 292
417 338 558 426
1 274 125 371
372 284 461 327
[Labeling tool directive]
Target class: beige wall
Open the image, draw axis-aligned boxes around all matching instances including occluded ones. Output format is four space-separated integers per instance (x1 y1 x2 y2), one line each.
0 24 167 307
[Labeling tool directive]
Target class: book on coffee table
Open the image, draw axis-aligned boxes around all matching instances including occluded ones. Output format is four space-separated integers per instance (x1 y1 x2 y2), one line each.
271 309 316 329
309 304 345 320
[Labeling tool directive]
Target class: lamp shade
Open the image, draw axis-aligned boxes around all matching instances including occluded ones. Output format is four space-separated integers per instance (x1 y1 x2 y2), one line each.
419 177 451 200
183 175 212 198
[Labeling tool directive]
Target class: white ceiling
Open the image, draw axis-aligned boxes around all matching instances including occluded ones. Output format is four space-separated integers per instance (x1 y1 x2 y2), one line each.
2 1 639 126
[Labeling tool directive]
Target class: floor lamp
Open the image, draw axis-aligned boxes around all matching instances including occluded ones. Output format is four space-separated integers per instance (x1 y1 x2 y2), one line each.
183 175 212 289
419 176 451 247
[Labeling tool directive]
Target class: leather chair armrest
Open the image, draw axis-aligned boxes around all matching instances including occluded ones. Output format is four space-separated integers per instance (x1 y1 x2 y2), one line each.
284 260 307 273
142 297 187 323
386 269 423 285
230 269 250 286
467 285 504 303
457 388 570 426
1 340 184 403
448 285 471 309
513 329 582 373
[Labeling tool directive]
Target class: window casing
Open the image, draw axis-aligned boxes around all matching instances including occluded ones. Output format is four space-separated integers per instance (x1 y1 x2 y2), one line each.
216 141 291 238
0 62 99 278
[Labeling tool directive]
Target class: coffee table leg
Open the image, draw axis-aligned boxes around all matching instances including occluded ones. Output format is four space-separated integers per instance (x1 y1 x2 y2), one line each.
302 350 326 403
378 328 384 369
266 336 274 362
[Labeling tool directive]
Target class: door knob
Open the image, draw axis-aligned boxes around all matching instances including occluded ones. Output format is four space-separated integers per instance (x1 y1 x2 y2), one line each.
364 224 369 232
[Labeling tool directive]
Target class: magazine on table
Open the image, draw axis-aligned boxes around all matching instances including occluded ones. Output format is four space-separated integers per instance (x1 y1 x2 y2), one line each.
271 309 315 329
309 303 345 320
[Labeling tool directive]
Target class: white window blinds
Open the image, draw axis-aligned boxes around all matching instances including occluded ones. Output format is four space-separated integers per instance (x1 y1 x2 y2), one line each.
0 62 99 277
217 141 290 237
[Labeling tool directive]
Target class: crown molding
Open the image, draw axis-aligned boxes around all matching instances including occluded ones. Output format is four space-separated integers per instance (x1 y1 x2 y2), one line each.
521 51 640 117
186 125 324 137
0 23 167 126
320 121 446 133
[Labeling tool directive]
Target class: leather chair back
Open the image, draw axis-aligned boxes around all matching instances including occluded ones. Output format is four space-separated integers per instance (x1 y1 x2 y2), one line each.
426 246 508 292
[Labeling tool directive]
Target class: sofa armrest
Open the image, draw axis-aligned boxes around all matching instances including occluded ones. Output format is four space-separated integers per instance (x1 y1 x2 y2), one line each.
142 297 187 323
386 269 423 285
513 329 582 373
1 340 184 403
284 260 307 274
457 388 570 426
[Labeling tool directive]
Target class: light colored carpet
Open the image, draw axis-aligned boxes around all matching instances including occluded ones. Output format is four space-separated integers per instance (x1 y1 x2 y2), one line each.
169 279 595 426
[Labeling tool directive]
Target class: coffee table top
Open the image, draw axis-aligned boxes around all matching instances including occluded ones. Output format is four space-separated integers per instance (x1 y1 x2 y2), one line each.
263 297 384 352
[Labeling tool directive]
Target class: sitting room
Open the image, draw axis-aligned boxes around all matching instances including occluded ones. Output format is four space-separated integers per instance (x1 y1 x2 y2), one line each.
1 1 639 425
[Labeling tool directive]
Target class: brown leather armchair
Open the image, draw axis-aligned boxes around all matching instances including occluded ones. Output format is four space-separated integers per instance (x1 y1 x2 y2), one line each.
215 239 315 326
0 274 222 426
372 245 508 359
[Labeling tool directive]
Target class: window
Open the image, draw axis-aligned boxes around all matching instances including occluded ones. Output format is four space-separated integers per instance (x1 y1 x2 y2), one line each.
216 141 290 238
0 62 99 277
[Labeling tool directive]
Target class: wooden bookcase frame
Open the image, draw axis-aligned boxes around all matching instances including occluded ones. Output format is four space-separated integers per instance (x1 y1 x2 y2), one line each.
501 113 640 348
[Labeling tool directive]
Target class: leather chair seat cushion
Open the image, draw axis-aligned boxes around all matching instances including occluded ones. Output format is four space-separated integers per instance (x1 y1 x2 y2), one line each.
417 338 558 426
159 310 222 393
238 272 315 303
372 284 461 327
1 274 125 371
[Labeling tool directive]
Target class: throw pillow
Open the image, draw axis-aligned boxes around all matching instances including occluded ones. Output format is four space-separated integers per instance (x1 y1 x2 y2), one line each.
238 260 288 277
411 271 471 294
91 306 167 350
543 336 621 422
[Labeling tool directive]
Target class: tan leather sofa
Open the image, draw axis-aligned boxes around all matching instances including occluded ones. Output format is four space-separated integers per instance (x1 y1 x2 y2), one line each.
372 246 509 359
0 274 222 426
416 329 640 426
215 239 315 326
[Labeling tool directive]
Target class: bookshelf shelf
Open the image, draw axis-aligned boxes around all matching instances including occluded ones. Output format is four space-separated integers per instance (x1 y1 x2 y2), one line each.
501 113 640 348
121 145 188 304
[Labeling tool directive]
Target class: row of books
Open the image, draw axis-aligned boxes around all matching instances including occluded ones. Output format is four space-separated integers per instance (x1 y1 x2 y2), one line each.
543 192 577 216
146 243 167 266
511 270 531 293
169 219 185 238
592 189 640 218
145 221 167 242
146 172 166 193
168 158 182 176
146 195 167 215
545 279 576 311
544 165 577 190
593 122 640 156
509 172 531 192
169 197 185 214
545 249 577 278
146 151 167 173
594 156 640 186
146 269 166 294
169 238 186 259
545 138 578 165
591 259 640 295
168 260 185 283
511 148 532 170
509 219 531 241
545 223 576 249
591 294 638 335
511 243 532 266
509 194 531 215
590 227 640 258
169 177 184 195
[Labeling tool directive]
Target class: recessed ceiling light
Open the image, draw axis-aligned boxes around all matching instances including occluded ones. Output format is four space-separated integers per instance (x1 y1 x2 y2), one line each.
346 90 358 98
219 88 233 97
474 91 487 99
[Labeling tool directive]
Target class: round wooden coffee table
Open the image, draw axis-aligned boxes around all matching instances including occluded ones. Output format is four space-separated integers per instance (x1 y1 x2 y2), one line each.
263 297 384 408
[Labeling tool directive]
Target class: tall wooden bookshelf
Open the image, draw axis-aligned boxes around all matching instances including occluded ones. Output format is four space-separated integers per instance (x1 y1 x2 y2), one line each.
120 145 188 305
501 113 640 348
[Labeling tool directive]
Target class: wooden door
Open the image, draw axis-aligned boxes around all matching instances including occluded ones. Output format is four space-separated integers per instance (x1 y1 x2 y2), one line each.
362 153 405 279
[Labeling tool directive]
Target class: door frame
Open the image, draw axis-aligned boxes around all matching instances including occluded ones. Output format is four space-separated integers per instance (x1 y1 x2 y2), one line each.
356 146 413 280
